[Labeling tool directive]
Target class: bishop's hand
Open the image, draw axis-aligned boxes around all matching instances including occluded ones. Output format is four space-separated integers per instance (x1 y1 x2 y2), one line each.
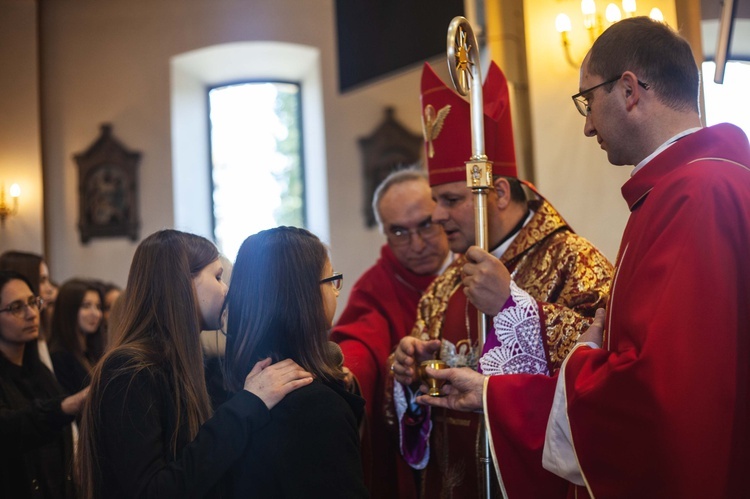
462 246 512 316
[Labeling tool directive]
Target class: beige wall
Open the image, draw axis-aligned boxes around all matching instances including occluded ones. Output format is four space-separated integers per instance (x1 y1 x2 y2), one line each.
0 0 44 255
522 0 678 261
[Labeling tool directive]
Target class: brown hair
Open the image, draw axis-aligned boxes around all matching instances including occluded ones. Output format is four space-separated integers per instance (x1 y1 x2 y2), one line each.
49 279 104 370
224 226 343 392
0 251 43 296
589 16 699 113
77 230 218 498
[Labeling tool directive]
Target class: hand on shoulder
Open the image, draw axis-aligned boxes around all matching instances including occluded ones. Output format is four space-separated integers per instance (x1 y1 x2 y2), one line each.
243 358 313 410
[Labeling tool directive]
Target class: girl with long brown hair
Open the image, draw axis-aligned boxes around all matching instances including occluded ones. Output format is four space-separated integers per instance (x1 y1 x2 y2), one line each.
77 229 312 498
222 226 368 498
49 279 104 394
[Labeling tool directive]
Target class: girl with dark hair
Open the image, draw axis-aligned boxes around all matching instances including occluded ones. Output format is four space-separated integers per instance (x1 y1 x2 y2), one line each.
223 226 368 498
77 229 313 499
49 279 104 394
0 270 88 499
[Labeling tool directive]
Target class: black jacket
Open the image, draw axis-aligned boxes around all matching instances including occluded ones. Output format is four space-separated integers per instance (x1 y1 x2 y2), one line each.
0 346 76 499
224 378 369 498
49 348 90 395
91 353 270 499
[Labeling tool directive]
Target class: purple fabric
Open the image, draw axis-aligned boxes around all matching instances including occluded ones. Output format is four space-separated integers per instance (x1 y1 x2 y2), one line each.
400 405 432 467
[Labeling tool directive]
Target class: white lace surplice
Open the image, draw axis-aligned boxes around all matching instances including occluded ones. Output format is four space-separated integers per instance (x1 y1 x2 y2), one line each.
480 281 549 376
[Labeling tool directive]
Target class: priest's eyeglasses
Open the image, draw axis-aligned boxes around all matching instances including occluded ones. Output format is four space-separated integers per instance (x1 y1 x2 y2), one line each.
388 218 442 247
0 296 44 318
320 272 344 291
572 74 650 117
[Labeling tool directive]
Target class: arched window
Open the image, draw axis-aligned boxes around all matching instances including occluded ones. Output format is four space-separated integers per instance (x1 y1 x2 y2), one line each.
171 42 329 260
209 81 305 259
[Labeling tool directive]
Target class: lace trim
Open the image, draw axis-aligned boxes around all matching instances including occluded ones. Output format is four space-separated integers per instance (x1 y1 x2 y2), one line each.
479 281 549 375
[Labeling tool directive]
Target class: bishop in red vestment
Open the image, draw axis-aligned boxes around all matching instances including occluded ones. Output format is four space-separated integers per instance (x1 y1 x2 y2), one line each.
391 62 613 499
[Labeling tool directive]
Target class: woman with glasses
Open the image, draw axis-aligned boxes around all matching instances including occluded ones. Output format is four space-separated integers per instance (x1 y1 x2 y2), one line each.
0 270 88 499
49 279 105 395
77 230 313 499
222 226 367 498
0 251 59 371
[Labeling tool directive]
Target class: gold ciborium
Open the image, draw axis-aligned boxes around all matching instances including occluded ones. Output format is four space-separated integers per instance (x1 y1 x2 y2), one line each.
419 359 448 397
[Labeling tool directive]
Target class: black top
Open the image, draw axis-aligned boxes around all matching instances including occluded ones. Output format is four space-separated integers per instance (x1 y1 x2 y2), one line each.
0 348 76 499
49 348 90 395
224 378 369 498
92 353 270 499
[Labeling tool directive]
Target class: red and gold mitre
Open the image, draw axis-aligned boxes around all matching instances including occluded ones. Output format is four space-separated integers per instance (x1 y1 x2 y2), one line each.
420 61 517 186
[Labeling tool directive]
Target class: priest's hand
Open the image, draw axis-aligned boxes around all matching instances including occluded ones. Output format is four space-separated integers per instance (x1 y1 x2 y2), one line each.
577 308 606 348
462 246 512 316
392 337 442 385
415 367 484 412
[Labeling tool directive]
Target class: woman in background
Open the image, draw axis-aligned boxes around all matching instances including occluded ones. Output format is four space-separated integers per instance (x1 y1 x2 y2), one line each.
78 229 312 499
0 271 87 499
0 251 58 370
49 280 104 394
223 226 368 498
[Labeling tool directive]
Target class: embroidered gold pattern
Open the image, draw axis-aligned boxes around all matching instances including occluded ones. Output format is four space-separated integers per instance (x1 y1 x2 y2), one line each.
411 198 612 370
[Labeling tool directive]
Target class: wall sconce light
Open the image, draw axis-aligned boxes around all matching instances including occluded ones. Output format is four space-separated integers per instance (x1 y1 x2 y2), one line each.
0 183 21 226
556 1 664 67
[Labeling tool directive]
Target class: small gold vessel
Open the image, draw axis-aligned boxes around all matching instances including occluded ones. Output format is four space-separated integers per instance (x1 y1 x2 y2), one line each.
419 359 448 397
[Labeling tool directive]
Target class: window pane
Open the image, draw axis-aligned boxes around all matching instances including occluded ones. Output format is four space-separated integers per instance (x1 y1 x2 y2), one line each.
702 61 750 137
209 82 305 260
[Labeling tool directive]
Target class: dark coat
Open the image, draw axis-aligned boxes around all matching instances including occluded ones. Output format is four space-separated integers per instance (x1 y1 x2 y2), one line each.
49 348 90 395
92 353 270 499
0 345 76 499
224 378 369 498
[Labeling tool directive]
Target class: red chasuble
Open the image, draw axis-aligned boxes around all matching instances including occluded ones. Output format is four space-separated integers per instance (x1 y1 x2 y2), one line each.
486 123 750 498
331 245 438 499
